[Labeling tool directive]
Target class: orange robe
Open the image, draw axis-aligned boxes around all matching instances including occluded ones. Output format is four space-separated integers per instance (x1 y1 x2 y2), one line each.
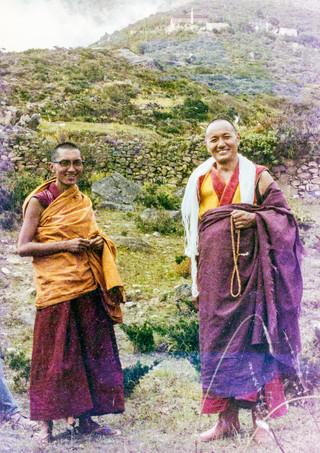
23 179 125 323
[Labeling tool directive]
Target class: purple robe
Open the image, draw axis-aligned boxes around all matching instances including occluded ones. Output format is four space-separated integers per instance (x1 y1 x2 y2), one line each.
198 182 303 398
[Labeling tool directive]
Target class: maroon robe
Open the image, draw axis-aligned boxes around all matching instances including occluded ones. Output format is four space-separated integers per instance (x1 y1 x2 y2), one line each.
29 184 124 420
198 182 302 416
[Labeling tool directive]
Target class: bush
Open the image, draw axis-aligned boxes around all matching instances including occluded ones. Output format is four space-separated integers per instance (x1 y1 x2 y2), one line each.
174 97 209 121
123 360 159 397
136 183 181 210
156 317 199 354
8 172 43 212
5 350 31 393
240 129 278 165
120 321 155 353
136 211 183 235
174 256 190 278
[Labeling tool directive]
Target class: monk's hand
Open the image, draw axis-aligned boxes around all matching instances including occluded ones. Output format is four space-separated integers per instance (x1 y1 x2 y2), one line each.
65 238 91 253
231 210 256 229
89 235 104 252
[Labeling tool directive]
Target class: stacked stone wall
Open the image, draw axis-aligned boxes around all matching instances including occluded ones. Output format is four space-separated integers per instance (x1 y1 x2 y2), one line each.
1 126 320 199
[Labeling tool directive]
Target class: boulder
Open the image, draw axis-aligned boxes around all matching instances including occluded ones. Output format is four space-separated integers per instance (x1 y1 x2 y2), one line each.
140 208 159 223
110 235 153 252
167 210 182 221
140 208 181 222
174 283 192 301
92 172 141 211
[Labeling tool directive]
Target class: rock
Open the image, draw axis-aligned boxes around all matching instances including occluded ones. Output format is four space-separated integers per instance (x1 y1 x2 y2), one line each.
0 107 18 126
28 113 41 130
174 283 192 301
99 201 134 212
167 210 182 221
125 301 137 308
306 183 320 192
298 172 311 180
1 267 11 275
17 113 31 127
92 172 141 211
116 48 162 70
111 235 153 252
140 208 160 223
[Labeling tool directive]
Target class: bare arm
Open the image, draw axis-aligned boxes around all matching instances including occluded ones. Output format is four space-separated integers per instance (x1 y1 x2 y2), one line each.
231 171 275 229
257 170 274 196
17 197 91 257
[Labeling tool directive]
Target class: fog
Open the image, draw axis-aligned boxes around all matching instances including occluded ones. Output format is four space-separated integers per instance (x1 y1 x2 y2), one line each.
0 0 189 52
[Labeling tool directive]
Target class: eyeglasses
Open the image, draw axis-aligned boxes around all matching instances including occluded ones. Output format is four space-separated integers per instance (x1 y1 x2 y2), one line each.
52 159 84 168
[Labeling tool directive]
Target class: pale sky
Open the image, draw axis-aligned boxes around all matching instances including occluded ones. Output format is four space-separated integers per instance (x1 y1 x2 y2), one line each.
0 0 188 52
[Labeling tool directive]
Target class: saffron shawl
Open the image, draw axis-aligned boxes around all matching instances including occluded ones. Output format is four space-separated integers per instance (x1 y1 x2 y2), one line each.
23 179 125 323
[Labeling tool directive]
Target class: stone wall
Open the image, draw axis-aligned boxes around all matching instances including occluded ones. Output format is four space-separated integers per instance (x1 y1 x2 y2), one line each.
273 152 320 199
1 125 320 199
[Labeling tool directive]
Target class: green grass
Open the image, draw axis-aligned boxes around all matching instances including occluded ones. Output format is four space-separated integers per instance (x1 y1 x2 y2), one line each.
39 119 160 140
98 210 185 301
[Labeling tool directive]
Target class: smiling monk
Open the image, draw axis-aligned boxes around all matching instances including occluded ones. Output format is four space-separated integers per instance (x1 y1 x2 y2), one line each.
17 142 125 446
182 119 303 443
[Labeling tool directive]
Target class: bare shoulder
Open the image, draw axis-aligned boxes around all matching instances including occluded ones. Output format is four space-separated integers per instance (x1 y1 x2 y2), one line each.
23 197 45 223
26 196 44 213
258 170 274 196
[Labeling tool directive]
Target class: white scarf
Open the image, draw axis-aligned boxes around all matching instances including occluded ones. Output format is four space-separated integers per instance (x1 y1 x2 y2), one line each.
181 154 256 297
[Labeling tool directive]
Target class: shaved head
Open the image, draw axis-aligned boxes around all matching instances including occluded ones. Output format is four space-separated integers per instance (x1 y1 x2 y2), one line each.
205 119 237 138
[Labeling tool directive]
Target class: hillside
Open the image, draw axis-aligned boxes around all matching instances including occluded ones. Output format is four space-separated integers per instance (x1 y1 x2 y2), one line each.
96 0 320 101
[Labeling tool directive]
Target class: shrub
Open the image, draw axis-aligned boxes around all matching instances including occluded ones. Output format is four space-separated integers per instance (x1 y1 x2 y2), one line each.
5 350 31 393
123 360 159 397
8 172 43 212
136 183 181 210
174 256 190 278
135 212 183 235
174 97 209 121
157 317 199 354
240 129 278 165
120 321 155 353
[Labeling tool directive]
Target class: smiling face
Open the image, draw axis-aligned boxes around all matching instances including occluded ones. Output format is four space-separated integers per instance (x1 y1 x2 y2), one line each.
50 147 83 191
205 120 240 165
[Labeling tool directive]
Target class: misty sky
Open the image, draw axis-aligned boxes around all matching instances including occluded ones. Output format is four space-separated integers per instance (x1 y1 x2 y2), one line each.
0 0 188 52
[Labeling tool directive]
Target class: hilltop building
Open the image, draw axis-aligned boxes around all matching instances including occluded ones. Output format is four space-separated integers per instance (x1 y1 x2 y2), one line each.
253 19 298 37
166 8 230 34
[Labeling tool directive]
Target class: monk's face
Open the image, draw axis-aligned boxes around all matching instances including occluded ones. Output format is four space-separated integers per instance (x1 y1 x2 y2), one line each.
205 121 240 165
50 147 83 188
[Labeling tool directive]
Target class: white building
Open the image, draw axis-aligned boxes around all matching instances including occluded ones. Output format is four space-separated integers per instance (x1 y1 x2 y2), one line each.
278 27 298 37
